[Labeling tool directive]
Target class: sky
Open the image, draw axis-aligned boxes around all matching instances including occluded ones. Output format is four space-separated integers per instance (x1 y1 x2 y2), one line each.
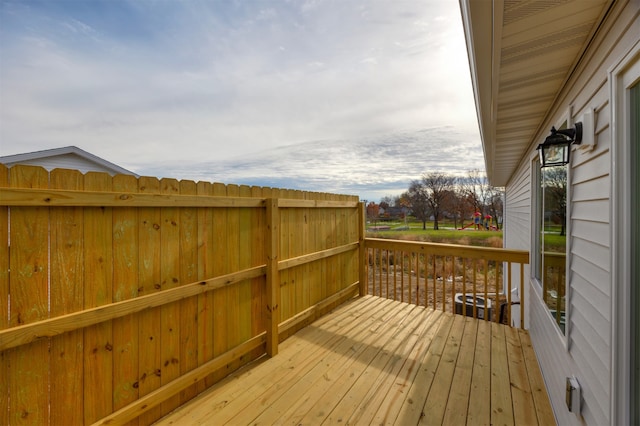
0 0 483 200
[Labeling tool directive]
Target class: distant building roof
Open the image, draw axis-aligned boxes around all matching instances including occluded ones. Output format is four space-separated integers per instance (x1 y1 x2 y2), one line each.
0 146 138 177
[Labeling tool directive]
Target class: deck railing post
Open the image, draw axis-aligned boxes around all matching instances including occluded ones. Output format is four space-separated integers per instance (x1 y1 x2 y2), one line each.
266 198 280 356
358 202 366 297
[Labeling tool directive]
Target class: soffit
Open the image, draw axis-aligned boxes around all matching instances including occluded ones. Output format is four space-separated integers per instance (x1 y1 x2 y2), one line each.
460 0 612 186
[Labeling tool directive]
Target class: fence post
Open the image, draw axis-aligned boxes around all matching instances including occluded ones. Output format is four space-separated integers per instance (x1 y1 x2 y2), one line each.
358 202 367 297
266 198 280 356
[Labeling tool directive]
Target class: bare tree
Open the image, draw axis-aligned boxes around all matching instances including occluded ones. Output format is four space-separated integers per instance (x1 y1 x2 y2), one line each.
543 166 567 236
486 186 504 229
445 177 468 229
403 181 430 230
422 171 455 230
463 169 491 216
379 195 393 210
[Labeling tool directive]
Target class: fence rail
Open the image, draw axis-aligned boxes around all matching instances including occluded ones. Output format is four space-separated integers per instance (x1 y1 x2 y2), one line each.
363 238 529 328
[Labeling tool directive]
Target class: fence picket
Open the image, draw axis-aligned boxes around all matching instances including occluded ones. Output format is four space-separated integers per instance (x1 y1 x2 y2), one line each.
159 178 181 415
250 185 266 340
50 168 84 425
196 181 215 389
238 185 253 348
137 176 163 425
211 182 228 383
112 174 140 425
179 179 199 403
83 171 114 423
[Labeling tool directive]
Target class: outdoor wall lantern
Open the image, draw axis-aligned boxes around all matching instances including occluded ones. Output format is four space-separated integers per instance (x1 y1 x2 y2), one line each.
536 122 583 167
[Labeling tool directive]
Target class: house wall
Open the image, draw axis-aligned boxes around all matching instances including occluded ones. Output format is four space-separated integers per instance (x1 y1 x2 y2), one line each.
504 1 639 425
11 153 131 175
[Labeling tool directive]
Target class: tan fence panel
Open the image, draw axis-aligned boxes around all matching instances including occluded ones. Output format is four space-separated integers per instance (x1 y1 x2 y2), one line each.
0 165 360 425
137 176 163 425
112 173 140 426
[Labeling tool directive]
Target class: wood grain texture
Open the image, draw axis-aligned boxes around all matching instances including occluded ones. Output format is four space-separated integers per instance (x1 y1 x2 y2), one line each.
156 297 556 426
83 171 114 424
137 176 162 425
9 165 50 425
50 168 85 426
112 174 140 426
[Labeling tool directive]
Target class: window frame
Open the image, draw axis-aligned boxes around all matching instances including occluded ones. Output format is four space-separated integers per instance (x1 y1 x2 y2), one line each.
611 42 640 426
531 111 572 342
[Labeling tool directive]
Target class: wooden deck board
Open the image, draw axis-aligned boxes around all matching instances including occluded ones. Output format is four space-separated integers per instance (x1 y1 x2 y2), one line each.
441 316 477 426
156 296 556 426
466 319 492 425
420 314 465 425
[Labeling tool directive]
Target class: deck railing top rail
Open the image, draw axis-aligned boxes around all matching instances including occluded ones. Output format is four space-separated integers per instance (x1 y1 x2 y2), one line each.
365 237 529 264
0 164 535 425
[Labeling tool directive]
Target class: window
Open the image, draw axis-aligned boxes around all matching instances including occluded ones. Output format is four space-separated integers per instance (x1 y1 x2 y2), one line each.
534 157 568 334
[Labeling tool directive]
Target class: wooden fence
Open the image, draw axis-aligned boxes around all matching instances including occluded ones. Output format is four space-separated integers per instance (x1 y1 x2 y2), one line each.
0 164 362 426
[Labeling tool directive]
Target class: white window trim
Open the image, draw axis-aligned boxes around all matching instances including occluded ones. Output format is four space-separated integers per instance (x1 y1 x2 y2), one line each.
530 110 572 347
610 40 640 426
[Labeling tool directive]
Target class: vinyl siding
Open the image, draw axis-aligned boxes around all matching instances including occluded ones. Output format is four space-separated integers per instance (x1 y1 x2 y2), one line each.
16 153 118 175
504 2 639 424
504 163 531 252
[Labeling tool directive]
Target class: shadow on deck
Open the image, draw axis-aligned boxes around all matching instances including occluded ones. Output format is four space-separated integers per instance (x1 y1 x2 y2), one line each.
155 295 555 425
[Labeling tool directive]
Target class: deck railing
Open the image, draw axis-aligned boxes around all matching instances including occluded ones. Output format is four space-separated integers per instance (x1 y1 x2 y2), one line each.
363 238 529 328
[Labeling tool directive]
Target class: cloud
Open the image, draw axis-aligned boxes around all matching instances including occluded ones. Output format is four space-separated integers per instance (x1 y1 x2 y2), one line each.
1 0 481 194
133 127 484 202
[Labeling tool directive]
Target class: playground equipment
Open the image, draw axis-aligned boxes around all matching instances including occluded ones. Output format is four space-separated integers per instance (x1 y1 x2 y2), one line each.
458 222 475 230
458 214 499 231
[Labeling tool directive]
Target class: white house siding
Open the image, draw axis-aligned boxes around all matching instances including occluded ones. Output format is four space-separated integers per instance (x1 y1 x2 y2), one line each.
505 2 639 424
504 164 531 252
504 162 532 327
16 153 119 175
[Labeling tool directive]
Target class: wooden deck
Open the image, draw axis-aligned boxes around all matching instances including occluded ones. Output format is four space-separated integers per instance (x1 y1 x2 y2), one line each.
155 296 556 425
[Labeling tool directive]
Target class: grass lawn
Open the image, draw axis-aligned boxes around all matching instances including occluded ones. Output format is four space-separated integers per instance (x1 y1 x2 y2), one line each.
367 219 503 248
543 233 567 252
